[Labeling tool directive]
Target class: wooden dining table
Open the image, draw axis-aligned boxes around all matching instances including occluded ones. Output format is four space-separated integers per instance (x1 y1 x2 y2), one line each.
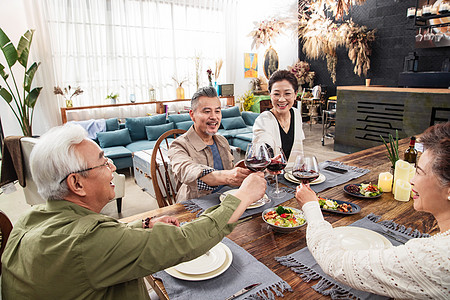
120 138 439 300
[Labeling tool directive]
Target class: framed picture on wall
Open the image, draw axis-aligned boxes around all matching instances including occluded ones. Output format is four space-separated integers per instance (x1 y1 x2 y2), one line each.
263 46 279 79
244 53 258 78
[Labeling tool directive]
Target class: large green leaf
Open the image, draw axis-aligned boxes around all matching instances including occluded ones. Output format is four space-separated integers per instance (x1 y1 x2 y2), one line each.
0 28 18 68
17 30 34 68
24 62 40 92
25 87 42 108
0 63 9 80
0 87 13 103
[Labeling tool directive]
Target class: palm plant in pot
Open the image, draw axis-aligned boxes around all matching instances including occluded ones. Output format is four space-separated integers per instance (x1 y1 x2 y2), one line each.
0 28 42 136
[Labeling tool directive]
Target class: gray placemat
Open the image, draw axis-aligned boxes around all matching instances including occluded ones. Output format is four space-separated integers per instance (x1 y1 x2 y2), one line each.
279 160 370 193
182 182 293 219
275 214 430 300
153 237 292 300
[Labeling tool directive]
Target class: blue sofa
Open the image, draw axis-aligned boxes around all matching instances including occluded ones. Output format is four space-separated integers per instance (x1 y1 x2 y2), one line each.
95 106 259 170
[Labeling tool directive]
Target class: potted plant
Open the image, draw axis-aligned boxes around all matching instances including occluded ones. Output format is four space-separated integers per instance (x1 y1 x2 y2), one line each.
54 85 83 107
106 93 119 104
0 29 42 136
380 130 399 171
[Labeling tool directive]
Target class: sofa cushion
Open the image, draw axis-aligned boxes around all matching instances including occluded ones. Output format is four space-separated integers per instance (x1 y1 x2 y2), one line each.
168 113 191 123
241 111 259 126
125 114 167 141
125 140 158 153
221 116 247 130
145 122 174 141
176 120 194 131
105 118 119 131
230 137 252 151
235 132 253 142
221 106 241 118
97 128 132 148
102 146 132 159
220 126 253 138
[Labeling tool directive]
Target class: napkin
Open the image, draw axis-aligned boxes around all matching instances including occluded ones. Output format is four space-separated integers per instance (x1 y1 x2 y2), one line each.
182 183 293 219
275 214 430 300
279 160 370 193
153 237 292 300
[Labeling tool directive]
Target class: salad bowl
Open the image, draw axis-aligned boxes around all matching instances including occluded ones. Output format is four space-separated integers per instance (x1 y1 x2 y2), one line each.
262 206 306 233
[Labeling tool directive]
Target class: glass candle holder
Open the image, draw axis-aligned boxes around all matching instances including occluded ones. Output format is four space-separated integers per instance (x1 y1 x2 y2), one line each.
416 8 423 17
423 4 432 15
407 7 416 18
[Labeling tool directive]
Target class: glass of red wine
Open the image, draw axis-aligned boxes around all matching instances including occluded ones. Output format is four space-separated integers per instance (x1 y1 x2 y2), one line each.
244 143 271 172
292 155 320 184
267 146 287 198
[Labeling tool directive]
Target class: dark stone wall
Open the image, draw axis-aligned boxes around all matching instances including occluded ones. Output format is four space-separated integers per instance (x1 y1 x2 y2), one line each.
298 0 450 96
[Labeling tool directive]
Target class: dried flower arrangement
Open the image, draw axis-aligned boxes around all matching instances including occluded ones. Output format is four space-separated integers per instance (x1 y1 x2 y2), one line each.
307 0 367 20
238 90 255 111
194 52 202 90
54 85 83 101
172 76 188 87
214 59 223 82
206 68 213 85
248 18 286 50
346 21 376 77
287 60 315 87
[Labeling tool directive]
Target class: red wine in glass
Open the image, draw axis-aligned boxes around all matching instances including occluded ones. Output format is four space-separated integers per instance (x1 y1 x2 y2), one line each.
245 158 270 172
292 169 319 183
267 159 287 172
244 143 271 172
292 155 320 184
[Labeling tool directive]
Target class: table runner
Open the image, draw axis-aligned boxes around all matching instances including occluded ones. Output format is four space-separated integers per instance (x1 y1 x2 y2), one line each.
275 214 430 300
279 161 370 193
182 183 293 219
153 237 292 300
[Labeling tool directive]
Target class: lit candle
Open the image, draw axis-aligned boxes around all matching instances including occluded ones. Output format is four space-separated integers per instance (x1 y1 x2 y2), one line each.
409 166 415 197
394 179 412 201
393 160 411 191
378 172 393 192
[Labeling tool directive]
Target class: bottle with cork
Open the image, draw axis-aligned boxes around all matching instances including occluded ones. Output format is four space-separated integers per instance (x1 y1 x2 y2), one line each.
404 136 418 167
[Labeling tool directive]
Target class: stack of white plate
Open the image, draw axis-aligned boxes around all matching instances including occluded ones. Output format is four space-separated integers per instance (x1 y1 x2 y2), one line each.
165 243 233 281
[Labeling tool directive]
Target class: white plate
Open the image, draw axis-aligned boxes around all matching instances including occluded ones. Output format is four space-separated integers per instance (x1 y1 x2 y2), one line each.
220 189 269 209
284 172 326 185
333 227 392 250
174 243 226 275
165 243 233 281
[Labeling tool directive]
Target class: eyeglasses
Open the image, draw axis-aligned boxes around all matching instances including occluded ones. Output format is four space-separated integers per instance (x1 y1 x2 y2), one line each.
60 158 114 184
271 91 296 101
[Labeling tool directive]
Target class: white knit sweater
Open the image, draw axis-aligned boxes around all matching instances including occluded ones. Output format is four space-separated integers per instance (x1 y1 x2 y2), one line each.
302 201 450 300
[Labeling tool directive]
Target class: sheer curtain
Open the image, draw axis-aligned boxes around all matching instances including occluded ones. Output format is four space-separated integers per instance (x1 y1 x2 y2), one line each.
34 0 237 108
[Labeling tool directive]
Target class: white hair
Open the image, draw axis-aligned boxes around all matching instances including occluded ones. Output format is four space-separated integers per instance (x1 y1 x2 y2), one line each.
30 123 89 200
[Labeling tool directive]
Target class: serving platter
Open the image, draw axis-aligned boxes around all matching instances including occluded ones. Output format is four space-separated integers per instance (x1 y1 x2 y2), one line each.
343 184 383 199
319 198 361 215
165 242 233 281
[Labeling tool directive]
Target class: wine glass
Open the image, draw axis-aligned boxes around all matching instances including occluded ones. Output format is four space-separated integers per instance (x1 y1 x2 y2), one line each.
415 28 423 42
292 155 320 184
267 146 287 199
244 143 270 172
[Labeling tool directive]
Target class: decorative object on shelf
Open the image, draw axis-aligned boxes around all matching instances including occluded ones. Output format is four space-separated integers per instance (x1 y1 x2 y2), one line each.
214 59 223 83
54 85 83 108
194 52 202 91
263 46 279 79
148 85 156 101
106 93 119 104
380 129 399 169
248 18 287 50
206 68 213 86
287 60 315 88
172 76 187 99
346 20 376 77
244 53 258 78
129 93 136 103
238 90 255 111
407 7 417 18
0 28 42 137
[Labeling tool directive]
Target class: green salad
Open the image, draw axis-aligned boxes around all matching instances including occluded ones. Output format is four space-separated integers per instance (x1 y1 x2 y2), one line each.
359 183 382 197
263 206 305 227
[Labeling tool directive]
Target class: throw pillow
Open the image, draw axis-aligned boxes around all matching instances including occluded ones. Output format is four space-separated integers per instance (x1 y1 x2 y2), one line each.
105 118 119 131
125 114 167 141
168 113 191 124
241 111 259 126
97 128 132 148
145 122 174 141
175 120 193 131
221 116 247 130
221 106 241 118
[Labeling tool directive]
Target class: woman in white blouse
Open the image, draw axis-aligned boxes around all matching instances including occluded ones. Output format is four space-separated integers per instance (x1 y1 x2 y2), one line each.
296 122 450 300
252 70 305 166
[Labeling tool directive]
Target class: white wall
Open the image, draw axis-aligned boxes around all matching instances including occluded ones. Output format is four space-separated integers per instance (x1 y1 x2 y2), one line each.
234 0 298 97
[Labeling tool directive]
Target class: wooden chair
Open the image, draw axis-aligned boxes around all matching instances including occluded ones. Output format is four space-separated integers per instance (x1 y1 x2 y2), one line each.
0 211 13 275
150 129 186 208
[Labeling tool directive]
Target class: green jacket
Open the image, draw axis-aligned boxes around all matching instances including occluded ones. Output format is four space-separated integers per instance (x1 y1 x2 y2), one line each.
1 196 240 299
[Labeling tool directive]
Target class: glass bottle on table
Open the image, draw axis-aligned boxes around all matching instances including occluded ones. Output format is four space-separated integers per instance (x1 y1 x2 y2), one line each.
404 136 418 167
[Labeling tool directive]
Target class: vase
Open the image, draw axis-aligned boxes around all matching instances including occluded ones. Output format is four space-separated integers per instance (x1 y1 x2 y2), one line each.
65 99 73 108
208 81 213 87
176 85 185 99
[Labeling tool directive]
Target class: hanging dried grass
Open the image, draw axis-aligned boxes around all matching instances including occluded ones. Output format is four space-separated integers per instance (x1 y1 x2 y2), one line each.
249 18 286 50
345 20 376 77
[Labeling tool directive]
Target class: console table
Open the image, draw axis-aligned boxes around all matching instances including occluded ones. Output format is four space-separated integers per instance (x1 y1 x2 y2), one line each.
60 96 235 123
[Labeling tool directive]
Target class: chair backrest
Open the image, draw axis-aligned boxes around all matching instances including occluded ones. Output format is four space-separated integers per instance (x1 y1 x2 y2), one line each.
0 211 13 275
150 129 187 207
20 137 46 205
